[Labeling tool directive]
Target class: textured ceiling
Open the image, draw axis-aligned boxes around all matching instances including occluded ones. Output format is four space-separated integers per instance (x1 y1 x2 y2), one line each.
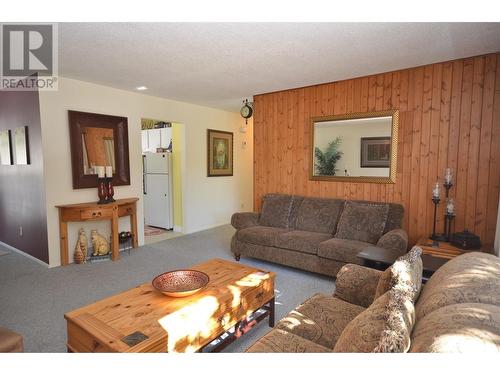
59 23 500 112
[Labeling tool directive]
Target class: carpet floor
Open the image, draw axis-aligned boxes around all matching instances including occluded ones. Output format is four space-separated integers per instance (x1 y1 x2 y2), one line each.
0 225 335 353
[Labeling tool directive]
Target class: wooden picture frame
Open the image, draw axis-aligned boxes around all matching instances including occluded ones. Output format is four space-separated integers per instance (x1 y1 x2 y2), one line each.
360 137 391 168
68 110 130 189
207 129 233 177
0 129 13 165
309 109 399 184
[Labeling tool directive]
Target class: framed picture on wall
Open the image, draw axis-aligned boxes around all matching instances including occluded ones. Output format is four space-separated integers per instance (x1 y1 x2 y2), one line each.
360 137 391 168
13 126 30 165
0 129 13 165
207 129 233 177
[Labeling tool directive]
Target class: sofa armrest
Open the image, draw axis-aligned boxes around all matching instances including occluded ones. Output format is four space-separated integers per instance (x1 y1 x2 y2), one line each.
0 327 24 353
376 228 408 255
231 212 260 230
334 264 382 308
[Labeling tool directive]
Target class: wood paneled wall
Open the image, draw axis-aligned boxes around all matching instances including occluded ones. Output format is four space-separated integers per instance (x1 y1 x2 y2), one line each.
253 53 500 249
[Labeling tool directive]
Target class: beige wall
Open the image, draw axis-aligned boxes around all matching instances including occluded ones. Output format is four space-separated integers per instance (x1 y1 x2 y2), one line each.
39 77 253 267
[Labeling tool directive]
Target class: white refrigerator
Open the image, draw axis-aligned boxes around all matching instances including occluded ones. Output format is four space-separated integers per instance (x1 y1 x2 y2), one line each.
143 152 173 229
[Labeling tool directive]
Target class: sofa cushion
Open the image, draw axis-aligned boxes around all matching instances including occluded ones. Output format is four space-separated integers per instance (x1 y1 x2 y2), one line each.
237 226 289 247
415 251 500 320
335 201 389 244
245 328 331 353
384 203 405 233
317 238 369 265
410 303 500 353
258 194 293 228
374 246 423 302
275 293 365 348
276 230 332 255
294 197 345 234
287 195 305 229
334 290 415 353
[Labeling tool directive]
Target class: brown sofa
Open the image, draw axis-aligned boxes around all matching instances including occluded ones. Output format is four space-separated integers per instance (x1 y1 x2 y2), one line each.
246 250 500 353
231 194 407 277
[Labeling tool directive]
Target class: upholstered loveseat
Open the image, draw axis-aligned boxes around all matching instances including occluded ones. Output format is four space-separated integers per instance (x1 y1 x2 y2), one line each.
246 250 500 353
231 194 407 277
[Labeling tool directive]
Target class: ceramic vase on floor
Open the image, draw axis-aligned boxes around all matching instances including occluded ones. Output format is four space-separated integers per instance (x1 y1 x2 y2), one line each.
74 245 84 264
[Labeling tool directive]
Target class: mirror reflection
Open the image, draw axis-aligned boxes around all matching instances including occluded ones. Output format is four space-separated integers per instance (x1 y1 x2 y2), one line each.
81 126 115 175
311 110 398 183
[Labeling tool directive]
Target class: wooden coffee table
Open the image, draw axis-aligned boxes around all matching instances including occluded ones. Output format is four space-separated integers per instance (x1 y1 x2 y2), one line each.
65 258 275 353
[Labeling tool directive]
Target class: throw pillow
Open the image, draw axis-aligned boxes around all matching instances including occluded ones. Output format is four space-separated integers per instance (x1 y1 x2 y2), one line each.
258 194 293 228
333 289 416 353
374 246 423 302
334 201 389 244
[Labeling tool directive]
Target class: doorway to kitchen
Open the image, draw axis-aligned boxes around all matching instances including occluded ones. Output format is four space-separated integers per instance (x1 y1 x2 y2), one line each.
141 118 185 245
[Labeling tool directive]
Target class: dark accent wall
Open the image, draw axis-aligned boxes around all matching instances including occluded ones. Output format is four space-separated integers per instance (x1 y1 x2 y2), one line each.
0 87 48 263
253 53 500 250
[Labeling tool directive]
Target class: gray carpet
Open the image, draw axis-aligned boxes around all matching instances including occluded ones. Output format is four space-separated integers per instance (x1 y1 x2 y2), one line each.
0 225 335 353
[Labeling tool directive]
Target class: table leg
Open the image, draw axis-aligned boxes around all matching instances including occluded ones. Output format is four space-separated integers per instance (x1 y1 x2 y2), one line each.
59 219 69 266
111 206 119 261
130 204 138 248
268 298 275 328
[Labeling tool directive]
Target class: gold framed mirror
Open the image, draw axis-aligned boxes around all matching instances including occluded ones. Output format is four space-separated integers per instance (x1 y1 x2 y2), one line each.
310 109 399 183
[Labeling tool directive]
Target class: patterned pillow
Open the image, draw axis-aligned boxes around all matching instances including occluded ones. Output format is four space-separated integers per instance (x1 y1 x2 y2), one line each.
374 246 423 302
258 194 293 228
333 289 416 353
334 201 389 244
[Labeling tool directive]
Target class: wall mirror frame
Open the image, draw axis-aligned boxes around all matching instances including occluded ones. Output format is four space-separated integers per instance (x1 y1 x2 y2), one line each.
68 110 130 189
310 109 399 184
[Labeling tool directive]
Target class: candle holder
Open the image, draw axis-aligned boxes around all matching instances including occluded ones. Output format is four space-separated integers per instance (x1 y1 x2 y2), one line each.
443 181 453 198
97 177 108 204
444 212 455 241
430 196 447 241
106 177 115 203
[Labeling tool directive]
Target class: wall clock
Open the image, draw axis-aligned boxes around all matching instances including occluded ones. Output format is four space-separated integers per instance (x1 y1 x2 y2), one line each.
240 99 253 124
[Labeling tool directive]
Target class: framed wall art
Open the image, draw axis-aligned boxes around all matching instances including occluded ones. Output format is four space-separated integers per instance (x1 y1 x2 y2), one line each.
207 129 233 177
360 136 391 168
13 126 30 165
0 129 13 165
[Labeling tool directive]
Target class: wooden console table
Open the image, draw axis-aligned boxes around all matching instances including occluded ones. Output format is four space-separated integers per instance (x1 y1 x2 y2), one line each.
57 198 139 266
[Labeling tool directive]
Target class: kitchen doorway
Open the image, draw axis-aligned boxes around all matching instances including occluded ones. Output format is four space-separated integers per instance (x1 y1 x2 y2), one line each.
141 119 185 245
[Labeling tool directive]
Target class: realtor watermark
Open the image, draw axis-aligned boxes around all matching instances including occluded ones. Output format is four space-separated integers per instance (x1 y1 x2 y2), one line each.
0 23 58 90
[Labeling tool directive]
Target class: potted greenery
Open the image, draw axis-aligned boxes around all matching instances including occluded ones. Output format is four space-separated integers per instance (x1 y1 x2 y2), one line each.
314 137 343 176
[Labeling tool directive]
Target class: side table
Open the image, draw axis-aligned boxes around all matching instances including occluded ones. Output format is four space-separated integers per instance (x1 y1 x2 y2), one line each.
357 246 448 283
415 236 470 259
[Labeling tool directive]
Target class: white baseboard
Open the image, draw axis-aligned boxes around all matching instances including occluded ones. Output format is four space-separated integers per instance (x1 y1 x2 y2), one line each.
0 240 50 267
183 222 230 234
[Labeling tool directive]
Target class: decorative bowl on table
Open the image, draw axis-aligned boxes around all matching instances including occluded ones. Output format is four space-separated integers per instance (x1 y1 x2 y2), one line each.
152 270 210 297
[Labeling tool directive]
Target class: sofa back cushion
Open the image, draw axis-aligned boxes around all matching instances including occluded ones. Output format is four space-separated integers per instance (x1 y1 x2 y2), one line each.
410 303 500 352
333 290 415 353
415 251 500 320
258 194 293 228
288 195 305 228
374 246 423 302
334 201 389 244
384 203 404 233
294 197 345 234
